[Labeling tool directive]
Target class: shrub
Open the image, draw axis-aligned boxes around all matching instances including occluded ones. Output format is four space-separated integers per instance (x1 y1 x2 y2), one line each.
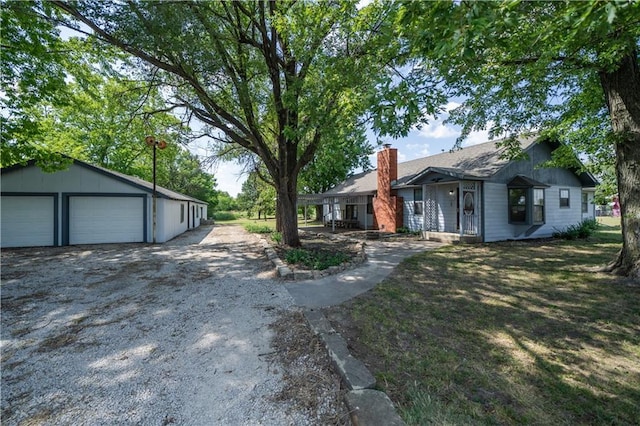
271 232 282 244
212 211 237 221
553 218 599 240
244 224 273 234
284 248 350 270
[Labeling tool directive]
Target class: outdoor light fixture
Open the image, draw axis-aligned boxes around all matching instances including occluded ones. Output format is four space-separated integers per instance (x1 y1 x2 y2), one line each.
145 135 168 243
449 189 455 196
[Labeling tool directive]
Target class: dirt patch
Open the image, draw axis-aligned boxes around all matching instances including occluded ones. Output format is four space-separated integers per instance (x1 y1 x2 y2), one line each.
268 310 350 425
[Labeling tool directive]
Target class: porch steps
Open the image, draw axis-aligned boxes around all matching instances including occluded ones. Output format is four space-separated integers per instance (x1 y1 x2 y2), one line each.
422 231 482 244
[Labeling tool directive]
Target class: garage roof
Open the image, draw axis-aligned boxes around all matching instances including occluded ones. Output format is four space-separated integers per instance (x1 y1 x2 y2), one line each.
1 158 208 204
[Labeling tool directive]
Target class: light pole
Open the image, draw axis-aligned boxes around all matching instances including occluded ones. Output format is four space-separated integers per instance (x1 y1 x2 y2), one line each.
145 135 167 243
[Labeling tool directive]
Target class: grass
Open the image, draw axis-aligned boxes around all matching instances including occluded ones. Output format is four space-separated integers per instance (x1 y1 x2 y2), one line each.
324 217 640 425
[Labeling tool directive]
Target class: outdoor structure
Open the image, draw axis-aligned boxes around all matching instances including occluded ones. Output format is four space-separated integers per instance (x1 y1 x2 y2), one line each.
1 159 208 248
300 136 598 242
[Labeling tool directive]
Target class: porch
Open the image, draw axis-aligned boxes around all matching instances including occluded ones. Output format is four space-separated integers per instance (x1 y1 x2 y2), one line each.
416 180 482 241
422 231 482 244
298 193 375 231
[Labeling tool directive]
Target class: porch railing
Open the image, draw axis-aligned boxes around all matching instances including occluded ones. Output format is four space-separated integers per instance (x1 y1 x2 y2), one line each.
463 213 478 235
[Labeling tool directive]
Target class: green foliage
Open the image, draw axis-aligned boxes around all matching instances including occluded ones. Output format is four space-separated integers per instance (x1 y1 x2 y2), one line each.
211 211 238 221
397 0 640 276
553 218 600 240
237 172 276 218
215 192 239 212
244 224 274 234
284 248 350 271
270 232 283 244
50 0 415 246
1 1 70 166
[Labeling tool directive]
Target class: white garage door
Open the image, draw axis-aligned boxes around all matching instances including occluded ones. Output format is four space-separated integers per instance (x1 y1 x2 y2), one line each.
69 196 144 244
1 196 55 247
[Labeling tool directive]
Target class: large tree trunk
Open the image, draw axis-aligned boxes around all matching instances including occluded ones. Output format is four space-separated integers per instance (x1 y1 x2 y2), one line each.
274 143 301 247
599 50 640 279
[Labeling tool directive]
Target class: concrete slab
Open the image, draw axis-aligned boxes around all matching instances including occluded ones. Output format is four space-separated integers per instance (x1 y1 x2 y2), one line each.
345 389 406 426
284 240 443 308
321 332 376 390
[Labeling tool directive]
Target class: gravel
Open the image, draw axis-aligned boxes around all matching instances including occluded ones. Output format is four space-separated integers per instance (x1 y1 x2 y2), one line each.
1 225 346 425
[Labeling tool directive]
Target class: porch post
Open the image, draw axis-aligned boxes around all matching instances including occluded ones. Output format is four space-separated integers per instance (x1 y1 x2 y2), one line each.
332 197 336 232
364 196 368 230
459 181 464 237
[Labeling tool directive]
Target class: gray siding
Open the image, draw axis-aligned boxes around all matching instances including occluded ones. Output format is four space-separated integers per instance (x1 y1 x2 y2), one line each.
493 142 583 187
399 188 423 231
483 182 584 242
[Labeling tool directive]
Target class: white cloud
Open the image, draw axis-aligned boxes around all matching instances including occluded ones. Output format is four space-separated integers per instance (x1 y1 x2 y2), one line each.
212 162 246 197
406 142 431 159
417 121 459 140
462 121 495 146
443 101 461 112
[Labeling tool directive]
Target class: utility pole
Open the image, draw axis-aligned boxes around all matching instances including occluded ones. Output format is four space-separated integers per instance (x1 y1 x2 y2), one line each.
145 135 167 243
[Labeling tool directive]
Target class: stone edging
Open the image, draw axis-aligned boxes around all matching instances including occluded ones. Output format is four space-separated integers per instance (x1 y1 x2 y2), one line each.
259 232 367 280
303 309 406 425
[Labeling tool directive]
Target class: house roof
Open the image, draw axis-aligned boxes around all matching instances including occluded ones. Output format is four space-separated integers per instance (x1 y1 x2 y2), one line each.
1 158 208 204
323 135 540 195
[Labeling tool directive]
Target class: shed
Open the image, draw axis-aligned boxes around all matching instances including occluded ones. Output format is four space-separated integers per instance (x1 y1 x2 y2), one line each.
1 159 208 248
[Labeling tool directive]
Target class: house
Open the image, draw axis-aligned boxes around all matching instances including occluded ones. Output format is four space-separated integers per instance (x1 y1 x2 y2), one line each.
1 158 208 248
302 136 597 242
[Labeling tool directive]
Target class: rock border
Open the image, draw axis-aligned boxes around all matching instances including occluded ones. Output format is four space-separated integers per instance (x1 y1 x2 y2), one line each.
259 230 406 424
259 231 367 280
304 309 406 426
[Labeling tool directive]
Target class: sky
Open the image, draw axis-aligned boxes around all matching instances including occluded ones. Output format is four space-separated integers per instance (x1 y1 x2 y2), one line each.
209 101 493 197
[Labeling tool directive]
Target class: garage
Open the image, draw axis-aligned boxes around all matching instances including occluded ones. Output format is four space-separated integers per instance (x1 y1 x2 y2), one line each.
67 195 145 245
1 195 57 247
1 158 207 248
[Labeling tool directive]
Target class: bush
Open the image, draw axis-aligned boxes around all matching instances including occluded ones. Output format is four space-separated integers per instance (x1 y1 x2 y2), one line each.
244 224 274 234
271 232 282 244
284 248 350 270
553 218 599 240
212 211 237 221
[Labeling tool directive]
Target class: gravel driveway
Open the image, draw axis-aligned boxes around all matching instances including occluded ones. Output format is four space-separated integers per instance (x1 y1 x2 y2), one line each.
1 225 339 425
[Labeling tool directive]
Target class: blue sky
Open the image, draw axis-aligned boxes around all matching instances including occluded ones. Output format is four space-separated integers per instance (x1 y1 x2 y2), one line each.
209 100 493 197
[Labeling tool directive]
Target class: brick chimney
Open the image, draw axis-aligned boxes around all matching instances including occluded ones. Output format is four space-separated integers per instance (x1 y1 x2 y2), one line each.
373 144 403 232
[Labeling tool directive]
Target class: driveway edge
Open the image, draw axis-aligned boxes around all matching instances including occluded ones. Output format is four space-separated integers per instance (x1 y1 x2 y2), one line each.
303 309 406 426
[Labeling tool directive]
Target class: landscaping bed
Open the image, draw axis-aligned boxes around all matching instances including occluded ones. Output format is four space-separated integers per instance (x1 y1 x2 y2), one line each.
272 232 364 272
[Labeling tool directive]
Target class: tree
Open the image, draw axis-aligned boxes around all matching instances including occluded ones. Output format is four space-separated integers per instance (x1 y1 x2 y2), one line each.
50 0 410 247
399 0 640 277
1 1 70 167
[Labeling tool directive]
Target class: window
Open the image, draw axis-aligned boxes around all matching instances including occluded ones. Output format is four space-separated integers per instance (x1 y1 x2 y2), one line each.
533 188 545 224
346 205 358 220
509 187 545 225
582 193 588 213
196 207 199 218
413 188 423 215
180 204 185 223
509 188 528 223
559 189 570 208
367 196 373 214
201 207 204 218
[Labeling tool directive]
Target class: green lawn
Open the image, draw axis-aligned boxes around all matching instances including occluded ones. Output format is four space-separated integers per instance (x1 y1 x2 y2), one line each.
324 217 640 425
211 211 324 232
